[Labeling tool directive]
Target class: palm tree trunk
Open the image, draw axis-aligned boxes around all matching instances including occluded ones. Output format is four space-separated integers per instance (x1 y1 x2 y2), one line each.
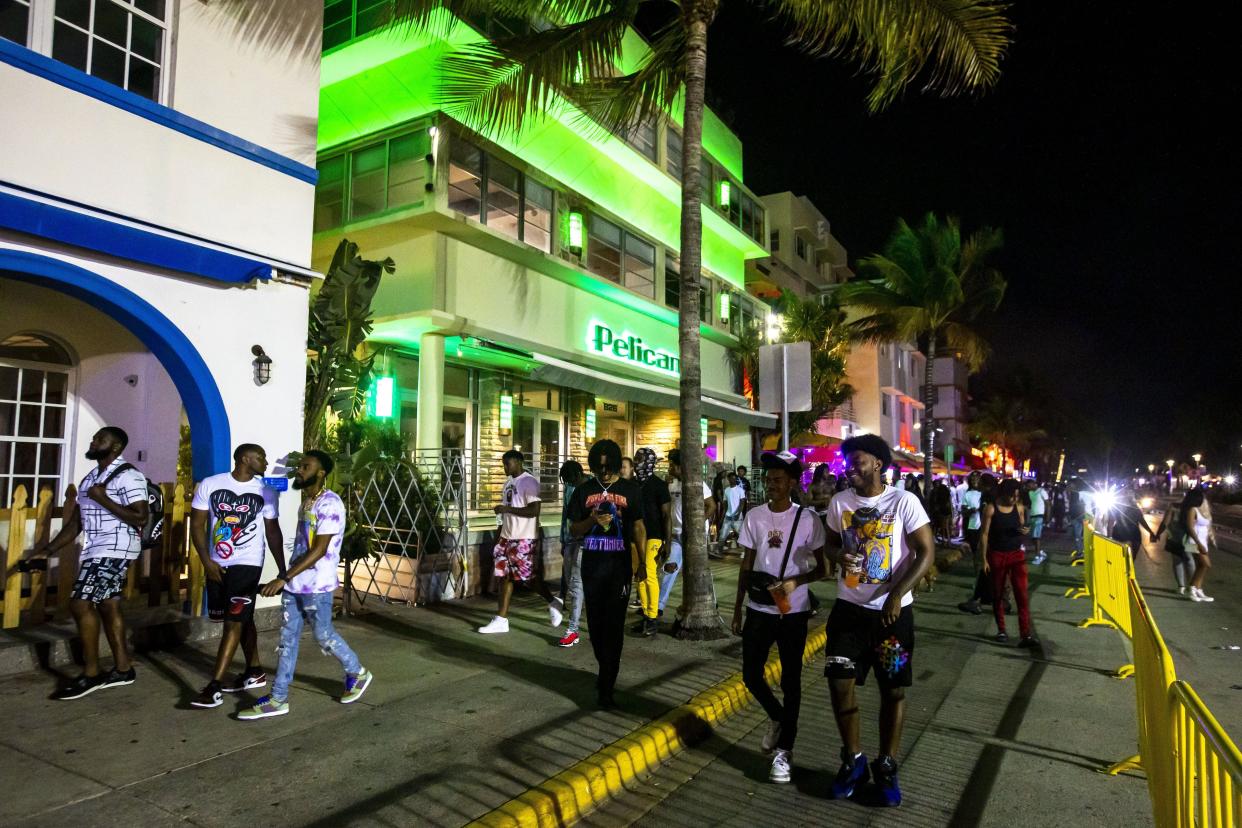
675 0 724 640
923 334 937 486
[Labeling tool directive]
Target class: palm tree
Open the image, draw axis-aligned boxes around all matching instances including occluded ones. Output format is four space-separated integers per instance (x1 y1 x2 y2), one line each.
972 393 1045 473
383 0 1011 637
732 290 852 440
839 213 1006 483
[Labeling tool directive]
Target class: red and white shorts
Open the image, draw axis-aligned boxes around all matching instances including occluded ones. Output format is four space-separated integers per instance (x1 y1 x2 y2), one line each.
493 538 535 581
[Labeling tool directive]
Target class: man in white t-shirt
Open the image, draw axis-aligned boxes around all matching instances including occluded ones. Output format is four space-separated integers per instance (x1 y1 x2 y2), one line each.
479 450 564 635
1025 479 1051 565
730 451 826 784
189 443 283 709
823 434 935 808
711 472 748 558
657 449 715 617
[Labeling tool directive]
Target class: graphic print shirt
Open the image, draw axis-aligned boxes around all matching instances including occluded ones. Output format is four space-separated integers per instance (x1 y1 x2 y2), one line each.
738 504 825 615
500 472 541 541
191 472 279 567
286 489 345 594
827 485 930 611
568 477 645 556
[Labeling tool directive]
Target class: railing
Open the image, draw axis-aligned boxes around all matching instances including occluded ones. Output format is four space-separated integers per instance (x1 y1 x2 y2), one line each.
1 482 197 629
1172 681 1242 827
1072 520 1242 827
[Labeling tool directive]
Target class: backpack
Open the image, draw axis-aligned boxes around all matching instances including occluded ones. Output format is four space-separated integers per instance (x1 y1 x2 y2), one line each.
102 463 165 550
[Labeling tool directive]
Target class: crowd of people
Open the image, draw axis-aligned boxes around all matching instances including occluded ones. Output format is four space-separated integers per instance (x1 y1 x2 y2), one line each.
21 424 1222 809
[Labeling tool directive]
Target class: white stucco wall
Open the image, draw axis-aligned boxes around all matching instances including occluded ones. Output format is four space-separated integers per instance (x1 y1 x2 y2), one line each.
1 235 311 592
0 279 181 488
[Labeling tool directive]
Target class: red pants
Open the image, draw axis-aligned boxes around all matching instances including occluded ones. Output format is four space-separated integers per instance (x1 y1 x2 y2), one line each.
988 550 1031 638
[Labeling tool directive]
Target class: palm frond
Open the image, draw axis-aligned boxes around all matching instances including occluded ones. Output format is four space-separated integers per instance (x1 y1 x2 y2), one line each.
438 6 636 136
571 19 686 134
768 0 1011 111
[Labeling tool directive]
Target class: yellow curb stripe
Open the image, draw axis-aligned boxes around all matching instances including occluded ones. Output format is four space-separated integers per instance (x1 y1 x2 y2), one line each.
468 625 829 828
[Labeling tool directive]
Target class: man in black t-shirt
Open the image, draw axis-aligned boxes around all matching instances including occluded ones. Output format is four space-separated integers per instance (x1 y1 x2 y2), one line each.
567 439 647 709
631 447 671 637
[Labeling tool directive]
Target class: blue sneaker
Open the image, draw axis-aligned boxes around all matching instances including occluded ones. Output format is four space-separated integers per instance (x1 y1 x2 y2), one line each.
830 749 869 799
871 755 902 806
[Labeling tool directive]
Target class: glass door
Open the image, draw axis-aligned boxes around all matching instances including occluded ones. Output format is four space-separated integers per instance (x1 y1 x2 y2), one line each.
513 410 564 501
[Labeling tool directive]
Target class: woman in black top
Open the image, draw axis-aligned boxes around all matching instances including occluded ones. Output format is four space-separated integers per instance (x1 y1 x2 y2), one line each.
979 479 1036 646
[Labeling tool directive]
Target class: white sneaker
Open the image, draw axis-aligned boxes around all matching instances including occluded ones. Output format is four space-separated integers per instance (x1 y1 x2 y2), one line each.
769 748 792 784
478 616 510 634
761 720 782 754
1031 553 1046 566
1178 587 1187 596
549 599 564 628
1190 587 1214 603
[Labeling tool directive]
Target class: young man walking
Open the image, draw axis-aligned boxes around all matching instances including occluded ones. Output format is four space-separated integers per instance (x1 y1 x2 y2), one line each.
711 472 747 558
566 439 646 708
1025 479 1051 566
656 450 714 620
239 450 371 719
190 444 284 709
824 434 935 807
731 451 826 783
479 450 563 634
33 427 150 700
557 460 586 647
631 447 670 637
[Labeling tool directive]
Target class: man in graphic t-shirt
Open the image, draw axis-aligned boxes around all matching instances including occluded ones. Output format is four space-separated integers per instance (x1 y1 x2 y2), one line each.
239 450 371 720
478 450 564 635
823 434 935 808
567 439 646 709
712 472 748 558
189 443 284 709
731 451 826 784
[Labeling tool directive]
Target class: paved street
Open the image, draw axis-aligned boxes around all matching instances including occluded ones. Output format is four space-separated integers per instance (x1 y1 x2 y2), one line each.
0 533 1165 827
587 532 1155 828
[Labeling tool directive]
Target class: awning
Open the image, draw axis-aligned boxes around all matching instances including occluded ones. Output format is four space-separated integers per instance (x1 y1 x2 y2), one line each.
531 352 777 429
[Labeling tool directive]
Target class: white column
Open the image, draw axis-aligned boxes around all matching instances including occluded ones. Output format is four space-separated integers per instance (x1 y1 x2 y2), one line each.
416 332 445 452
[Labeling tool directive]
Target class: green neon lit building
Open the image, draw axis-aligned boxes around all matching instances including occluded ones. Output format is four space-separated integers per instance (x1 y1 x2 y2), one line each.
313 4 775 533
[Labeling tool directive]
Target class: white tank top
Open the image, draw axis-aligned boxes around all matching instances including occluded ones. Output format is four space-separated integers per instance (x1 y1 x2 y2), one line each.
1192 512 1211 548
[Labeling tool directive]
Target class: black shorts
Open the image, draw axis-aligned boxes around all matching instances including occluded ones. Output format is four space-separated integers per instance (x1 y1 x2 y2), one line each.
824 599 915 689
206 565 263 623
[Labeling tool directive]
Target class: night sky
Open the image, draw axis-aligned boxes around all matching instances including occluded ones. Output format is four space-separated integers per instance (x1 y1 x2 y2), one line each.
705 3 1242 477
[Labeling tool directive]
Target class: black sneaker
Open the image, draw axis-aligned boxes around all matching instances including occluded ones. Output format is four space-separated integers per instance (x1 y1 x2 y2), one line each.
995 632 1009 643
597 691 618 711
629 619 647 634
1018 636 1041 648
870 755 902 806
958 600 982 615
52 674 106 701
100 667 136 689
642 618 659 637
191 681 224 708
221 669 267 693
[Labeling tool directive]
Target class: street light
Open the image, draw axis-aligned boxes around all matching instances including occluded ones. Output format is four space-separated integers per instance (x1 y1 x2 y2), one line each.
1147 464 1155 473
1192 453 1202 465
765 312 783 344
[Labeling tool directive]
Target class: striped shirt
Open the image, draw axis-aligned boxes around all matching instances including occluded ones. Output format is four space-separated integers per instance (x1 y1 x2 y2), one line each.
78 457 148 561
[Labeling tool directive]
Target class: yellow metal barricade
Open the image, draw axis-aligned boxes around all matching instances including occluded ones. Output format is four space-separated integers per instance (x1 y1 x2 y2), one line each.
1171 681 1242 828
1066 521 1093 600
1075 529 1135 677
1107 579 1179 827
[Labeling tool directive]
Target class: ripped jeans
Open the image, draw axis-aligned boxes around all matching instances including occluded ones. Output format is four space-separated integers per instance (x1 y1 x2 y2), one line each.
273 591 361 702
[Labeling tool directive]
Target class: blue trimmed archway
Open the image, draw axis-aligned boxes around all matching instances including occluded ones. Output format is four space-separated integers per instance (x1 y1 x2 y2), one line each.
0 249 231 479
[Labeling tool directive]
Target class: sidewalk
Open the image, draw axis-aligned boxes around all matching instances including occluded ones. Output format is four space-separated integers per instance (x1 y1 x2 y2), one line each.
588 532 1156 827
0 538 1153 827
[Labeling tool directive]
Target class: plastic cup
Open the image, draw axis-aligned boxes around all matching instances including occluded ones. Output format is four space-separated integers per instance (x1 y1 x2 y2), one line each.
769 586 792 615
844 570 860 589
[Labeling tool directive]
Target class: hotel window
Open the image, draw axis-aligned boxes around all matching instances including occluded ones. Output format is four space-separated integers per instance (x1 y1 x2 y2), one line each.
665 127 683 181
315 128 432 231
5 1 170 101
587 216 623 284
624 119 658 162
522 178 553 252
323 0 390 51
769 230 780 252
0 334 73 507
447 140 483 221
446 139 556 252
664 252 680 309
795 234 808 261
882 394 890 416
623 236 655 298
